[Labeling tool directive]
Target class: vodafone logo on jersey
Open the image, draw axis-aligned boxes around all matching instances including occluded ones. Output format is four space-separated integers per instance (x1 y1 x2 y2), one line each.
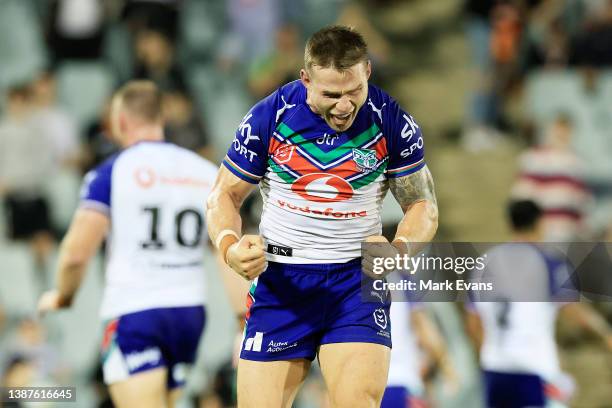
291 173 353 203
134 167 156 189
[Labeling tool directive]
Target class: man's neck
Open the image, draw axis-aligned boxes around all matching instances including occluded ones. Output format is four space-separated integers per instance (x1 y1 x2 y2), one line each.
123 126 164 147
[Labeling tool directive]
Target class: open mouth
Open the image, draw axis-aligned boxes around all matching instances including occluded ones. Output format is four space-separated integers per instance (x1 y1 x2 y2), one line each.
329 112 353 127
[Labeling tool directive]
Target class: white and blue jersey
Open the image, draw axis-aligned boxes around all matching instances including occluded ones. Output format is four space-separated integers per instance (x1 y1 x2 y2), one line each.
382 301 427 408
81 141 217 386
223 80 426 264
470 244 577 407
81 141 217 319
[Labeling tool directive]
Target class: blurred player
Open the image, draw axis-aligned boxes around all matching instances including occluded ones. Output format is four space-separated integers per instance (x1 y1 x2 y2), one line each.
383 299 456 408
466 200 612 408
207 25 438 407
38 81 218 408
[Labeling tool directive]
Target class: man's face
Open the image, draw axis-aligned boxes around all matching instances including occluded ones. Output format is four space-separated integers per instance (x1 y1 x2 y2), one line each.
301 61 371 132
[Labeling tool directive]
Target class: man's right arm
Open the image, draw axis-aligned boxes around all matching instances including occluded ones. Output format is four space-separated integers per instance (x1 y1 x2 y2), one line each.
207 166 267 280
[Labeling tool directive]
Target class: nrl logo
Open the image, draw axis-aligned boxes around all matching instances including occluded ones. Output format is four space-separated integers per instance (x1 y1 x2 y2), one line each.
275 144 295 164
352 148 377 172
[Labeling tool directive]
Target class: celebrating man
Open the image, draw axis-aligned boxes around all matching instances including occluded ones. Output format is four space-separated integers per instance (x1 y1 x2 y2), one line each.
207 26 438 407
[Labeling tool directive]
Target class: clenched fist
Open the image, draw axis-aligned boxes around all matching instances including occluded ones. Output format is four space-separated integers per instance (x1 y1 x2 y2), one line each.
227 235 268 280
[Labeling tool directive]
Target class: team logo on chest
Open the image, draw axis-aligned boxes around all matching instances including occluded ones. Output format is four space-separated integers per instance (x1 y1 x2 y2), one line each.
352 148 378 172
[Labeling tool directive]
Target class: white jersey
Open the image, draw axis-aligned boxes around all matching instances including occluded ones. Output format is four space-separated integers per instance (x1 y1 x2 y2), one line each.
80 141 217 319
471 244 573 378
387 301 424 393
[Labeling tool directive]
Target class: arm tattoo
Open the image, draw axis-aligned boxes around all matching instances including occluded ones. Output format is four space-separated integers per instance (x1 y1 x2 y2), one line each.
389 165 437 211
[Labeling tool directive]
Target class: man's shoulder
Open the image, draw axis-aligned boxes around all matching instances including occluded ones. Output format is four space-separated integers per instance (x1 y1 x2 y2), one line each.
170 143 219 175
366 83 396 106
88 151 121 178
250 80 305 122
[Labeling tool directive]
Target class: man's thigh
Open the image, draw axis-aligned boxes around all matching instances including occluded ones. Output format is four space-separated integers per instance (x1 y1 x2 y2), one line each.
318 342 390 408
102 306 205 389
108 368 167 408
237 358 311 408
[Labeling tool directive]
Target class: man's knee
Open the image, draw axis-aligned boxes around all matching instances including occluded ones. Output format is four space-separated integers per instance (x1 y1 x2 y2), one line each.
328 380 386 408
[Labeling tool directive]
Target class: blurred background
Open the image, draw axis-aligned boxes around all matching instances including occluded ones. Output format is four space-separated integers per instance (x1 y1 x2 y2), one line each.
0 0 611 407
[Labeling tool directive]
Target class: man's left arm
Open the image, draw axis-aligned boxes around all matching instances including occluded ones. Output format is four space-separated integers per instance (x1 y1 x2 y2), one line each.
389 164 438 245
38 209 109 313
559 303 612 351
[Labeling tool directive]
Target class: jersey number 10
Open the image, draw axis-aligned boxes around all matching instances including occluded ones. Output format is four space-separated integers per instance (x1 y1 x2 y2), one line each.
140 206 204 249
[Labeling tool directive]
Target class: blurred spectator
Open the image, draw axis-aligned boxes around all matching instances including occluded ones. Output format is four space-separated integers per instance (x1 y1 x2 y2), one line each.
0 356 33 408
0 85 56 275
134 28 186 92
122 0 181 40
217 0 280 73
83 100 119 174
5 318 61 382
0 0 47 87
512 114 591 241
1 354 36 390
520 0 570 71
336 1 392 83
283 0 347 40
46 0 106 63
163 88 214 161
570 0 612 66
462 0 501 151
29 71 81 170
247 24 302 99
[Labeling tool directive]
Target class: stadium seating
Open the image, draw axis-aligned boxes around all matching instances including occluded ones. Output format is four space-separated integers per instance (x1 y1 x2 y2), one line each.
525 69 612 184
179 0 224 62
0 243 38 317
56 62 116 131
44 167 81 233
102 23 134 83
188 64 252 161
0 0 46 87
524 69 583 124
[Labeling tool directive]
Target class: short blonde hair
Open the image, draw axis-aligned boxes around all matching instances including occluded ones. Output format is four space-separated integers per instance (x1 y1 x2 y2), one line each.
304 25 368 72
113 80 163 122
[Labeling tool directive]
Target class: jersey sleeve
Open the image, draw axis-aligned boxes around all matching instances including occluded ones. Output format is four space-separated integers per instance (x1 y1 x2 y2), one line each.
222 93 276 184
78 155 116 216
548 259 580 303
383 96 426 178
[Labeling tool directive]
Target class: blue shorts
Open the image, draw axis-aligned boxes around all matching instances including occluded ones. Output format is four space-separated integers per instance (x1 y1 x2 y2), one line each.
484 370 546 408
381 386 428 408
240 258 391 362
101 305 205 388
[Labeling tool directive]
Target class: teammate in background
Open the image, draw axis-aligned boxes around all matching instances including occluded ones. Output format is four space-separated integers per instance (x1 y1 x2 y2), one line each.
466 200 612 408
383 299 456 408
38 81 218 408
207 26 438 408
